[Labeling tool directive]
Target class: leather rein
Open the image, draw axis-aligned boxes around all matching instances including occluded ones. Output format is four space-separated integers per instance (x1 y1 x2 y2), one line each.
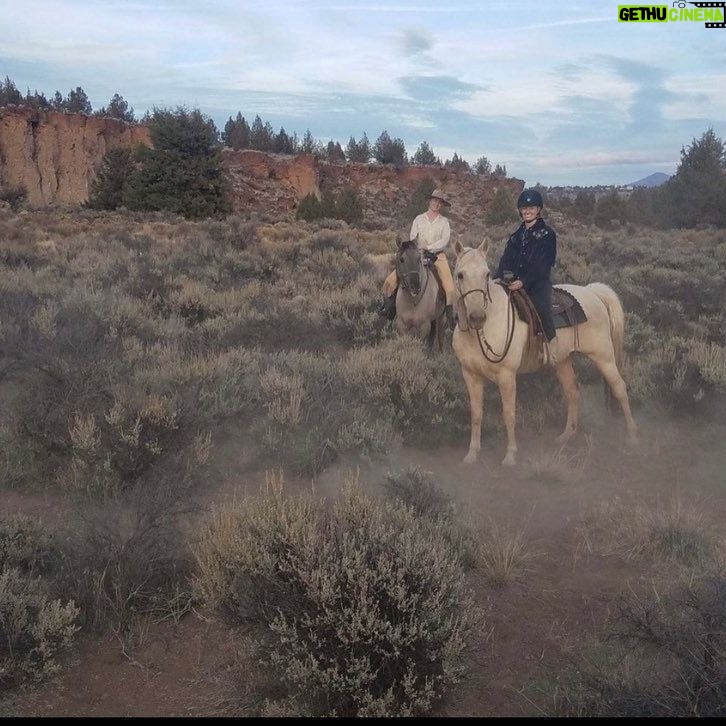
455 250 516 364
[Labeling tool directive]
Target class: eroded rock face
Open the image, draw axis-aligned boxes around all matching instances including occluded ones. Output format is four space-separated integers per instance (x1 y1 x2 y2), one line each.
222 149 524 230
0 106 151 206
0 108 523 228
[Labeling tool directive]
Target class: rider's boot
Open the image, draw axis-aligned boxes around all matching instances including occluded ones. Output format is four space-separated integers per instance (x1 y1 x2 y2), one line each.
377 293 397 320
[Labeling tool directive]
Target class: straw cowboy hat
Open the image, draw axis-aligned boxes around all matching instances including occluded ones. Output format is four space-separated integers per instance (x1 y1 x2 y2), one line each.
429 188 451 207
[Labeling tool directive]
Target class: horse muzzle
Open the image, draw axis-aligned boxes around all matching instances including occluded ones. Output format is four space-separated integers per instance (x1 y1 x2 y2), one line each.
468 311 487 329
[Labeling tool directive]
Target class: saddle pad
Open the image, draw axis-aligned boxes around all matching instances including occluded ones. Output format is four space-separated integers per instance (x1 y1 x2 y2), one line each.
509 285 587 331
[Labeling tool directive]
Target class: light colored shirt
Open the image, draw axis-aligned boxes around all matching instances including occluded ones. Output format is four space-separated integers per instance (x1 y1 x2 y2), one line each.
409 212 451 254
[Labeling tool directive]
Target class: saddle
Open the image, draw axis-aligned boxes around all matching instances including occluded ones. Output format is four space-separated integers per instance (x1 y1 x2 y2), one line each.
509 286 587 367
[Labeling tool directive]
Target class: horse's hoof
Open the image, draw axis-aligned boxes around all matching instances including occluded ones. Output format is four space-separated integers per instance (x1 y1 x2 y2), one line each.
463 451 479 465
556 429 575 445
627 431 640 448
501 454 516 467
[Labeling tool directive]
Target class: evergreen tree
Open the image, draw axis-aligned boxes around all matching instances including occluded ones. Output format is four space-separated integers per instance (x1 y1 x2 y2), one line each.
24 88 50 110
412 141 438 166
65 86 92 114
296 192 322 221
87 147 134 209
0 76 23 106
249 115 272 151
336 186 363 224
326 140 345 163
374 130 407 165
485 188 518 225
474 156 492 175
659 128 726 227
593 190 629 229
51 91 64 110
319 190 337 218
123 107 230 219
345 136 359 161
444 152 470 173
300 129 317 154
358 132 371 162
493 163 507 177
97 93 135 122
222 113 250 150
273 127 294 154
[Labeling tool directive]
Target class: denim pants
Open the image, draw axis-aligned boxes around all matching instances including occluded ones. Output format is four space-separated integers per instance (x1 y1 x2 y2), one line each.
527 280 556 341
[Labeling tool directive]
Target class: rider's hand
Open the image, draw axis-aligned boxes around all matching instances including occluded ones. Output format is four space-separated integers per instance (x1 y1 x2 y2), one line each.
508 280 523 290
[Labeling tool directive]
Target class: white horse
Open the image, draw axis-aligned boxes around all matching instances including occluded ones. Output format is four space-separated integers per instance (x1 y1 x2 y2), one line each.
452 239 638 467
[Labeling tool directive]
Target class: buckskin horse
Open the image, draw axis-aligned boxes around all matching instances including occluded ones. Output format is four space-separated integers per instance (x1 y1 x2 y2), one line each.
394 239 446 352
452 239 638 467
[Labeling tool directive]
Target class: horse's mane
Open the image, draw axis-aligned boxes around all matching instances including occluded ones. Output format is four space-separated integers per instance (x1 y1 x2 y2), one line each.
399 239 418 252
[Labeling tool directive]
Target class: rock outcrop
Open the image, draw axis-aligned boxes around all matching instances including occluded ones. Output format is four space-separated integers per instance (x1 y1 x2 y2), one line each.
0 106 151 206
222 149 523 230
0 107 523 228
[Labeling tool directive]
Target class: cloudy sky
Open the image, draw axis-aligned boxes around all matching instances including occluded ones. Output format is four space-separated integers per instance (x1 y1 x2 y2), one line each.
2 0 725 185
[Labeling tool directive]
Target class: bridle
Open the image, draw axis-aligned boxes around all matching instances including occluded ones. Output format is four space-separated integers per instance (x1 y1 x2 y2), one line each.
397 250 430 307
455 249 516 364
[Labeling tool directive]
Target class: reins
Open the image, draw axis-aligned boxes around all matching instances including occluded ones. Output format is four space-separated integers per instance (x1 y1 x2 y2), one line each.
398 253 431 308
455 250 517 364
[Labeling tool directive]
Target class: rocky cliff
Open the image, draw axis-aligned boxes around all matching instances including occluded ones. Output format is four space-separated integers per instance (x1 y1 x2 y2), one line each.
223 149 524 230
0 106 151 206
0 107 523 227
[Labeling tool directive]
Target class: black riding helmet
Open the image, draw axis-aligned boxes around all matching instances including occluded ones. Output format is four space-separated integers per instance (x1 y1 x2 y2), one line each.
517 188 544 208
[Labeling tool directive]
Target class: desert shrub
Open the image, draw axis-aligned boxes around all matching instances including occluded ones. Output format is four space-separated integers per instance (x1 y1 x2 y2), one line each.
0 568 79 689
382 467 479 569
552 572 726 716
0 515 78 689
57 486 195 642
194 473 480 717
0 515 52 573
0 183 27 211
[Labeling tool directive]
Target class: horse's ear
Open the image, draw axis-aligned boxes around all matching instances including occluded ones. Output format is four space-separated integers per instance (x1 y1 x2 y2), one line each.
478 236 490 256
454 240 464 257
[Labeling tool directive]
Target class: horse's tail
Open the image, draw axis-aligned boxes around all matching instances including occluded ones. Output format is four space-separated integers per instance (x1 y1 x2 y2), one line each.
586 282 625 414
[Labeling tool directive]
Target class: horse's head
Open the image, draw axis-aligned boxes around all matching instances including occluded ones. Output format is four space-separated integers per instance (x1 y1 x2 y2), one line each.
396 238 424 296
454 237 491 329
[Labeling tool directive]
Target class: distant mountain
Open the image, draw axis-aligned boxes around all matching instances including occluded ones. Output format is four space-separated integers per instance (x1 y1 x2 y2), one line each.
628 172 671 188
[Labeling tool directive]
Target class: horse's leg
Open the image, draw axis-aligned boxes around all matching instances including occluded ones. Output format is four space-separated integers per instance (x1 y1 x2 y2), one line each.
462 367 485 464
590 352 639 446
498 371 518 466
436 315 444 352
555 356 580 444
425 320 436 351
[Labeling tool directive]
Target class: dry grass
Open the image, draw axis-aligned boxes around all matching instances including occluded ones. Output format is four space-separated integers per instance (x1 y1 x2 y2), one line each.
478 519 535 587
576 492 714 566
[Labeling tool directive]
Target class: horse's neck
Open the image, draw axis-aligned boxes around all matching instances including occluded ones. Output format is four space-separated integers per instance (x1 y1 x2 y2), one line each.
474 280 512 340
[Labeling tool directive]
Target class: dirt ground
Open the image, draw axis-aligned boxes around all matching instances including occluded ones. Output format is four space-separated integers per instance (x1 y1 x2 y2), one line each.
6 385 726 717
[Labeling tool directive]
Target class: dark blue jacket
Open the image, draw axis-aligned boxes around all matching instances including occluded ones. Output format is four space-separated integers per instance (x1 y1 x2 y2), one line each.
494 218 557 290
